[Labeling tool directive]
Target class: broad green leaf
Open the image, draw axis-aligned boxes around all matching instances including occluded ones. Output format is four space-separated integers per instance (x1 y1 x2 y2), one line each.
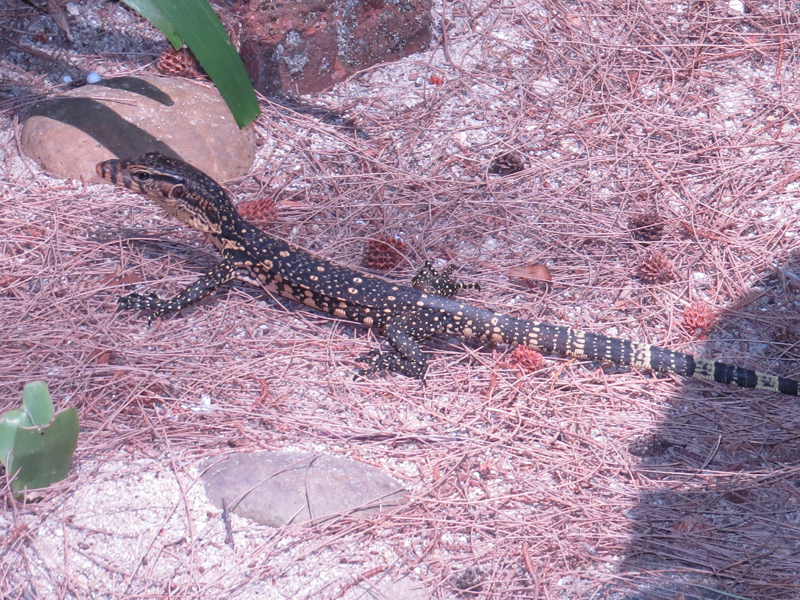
8 408 79 495
0 409 32 468
124 0 260 128
121 0 183 49
22 381 54 426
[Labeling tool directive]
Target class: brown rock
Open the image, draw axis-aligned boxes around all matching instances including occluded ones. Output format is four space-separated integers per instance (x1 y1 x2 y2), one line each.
21 75 256 183
237 0 432 95
202 451 407 527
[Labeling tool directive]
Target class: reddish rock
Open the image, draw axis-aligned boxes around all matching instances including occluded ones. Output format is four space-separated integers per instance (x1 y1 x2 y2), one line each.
236 0 432 95
21 75 256 183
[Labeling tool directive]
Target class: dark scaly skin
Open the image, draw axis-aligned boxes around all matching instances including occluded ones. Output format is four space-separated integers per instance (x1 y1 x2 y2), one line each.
96 153 800 395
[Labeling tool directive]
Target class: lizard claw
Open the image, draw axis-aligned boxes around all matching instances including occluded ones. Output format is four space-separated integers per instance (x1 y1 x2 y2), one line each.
354 348 427 381
412 262 479 297
354 349 382 379
118 292 167 323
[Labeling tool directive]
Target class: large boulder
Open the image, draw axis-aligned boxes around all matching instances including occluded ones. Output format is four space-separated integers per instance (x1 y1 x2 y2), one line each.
21 75 256 183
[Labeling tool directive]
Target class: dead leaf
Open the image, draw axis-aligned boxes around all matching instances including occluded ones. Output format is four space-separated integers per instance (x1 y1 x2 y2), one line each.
101 273 143 286
88 348 114 365
46 0 73 42
508 264 552 282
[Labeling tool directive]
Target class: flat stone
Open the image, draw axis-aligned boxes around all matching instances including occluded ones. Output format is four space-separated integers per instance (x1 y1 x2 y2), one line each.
202 451 407 527
237 0 432 95
21 75 256 183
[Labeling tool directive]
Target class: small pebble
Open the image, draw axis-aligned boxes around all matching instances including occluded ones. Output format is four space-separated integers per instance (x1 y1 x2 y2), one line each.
728 0 744 13
86 72 101 84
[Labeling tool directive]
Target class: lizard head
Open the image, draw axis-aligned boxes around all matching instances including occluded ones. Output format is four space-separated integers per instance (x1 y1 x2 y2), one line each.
96 152 239 235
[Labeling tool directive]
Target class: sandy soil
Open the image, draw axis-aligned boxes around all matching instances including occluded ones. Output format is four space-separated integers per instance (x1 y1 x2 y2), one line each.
3 1 800 599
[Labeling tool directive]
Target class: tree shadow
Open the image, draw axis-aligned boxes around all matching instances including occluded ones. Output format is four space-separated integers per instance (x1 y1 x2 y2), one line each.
611 255 800 599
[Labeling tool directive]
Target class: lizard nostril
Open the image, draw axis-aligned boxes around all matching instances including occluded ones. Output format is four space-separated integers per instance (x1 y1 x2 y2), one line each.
96 160 118 182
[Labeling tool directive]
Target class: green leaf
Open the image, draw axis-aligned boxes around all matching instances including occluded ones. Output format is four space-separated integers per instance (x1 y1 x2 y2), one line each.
8 408 79 495
0 409 32 468
22 381 54 426
120 0 183 49
123 0 260 128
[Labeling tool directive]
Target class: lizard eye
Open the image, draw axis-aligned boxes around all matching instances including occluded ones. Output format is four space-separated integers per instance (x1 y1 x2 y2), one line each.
170 184 185 199
133 171 150 182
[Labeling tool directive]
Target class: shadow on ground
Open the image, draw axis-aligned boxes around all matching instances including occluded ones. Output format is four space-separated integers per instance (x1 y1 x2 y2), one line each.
614 255 800 600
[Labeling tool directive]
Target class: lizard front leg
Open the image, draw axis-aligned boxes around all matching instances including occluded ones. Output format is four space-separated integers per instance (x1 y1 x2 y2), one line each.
119 258 237 323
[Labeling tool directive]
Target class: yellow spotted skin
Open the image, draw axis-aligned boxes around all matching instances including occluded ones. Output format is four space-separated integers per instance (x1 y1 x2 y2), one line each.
97 153 800 395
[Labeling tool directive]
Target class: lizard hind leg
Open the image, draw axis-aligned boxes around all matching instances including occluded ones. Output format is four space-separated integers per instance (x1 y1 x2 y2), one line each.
355 310 441 380
355 347 427 381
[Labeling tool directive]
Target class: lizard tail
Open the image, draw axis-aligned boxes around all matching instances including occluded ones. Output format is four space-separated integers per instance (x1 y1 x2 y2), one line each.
498 315 800 396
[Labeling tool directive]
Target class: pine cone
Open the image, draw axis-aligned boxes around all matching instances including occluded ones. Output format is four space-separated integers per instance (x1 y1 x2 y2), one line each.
489 152 526 176
361 235 407 271
237 197 277 223
157 47 199 76
507 345 544 372
628 213 665 241
683 300 716 337
636 251 674 284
